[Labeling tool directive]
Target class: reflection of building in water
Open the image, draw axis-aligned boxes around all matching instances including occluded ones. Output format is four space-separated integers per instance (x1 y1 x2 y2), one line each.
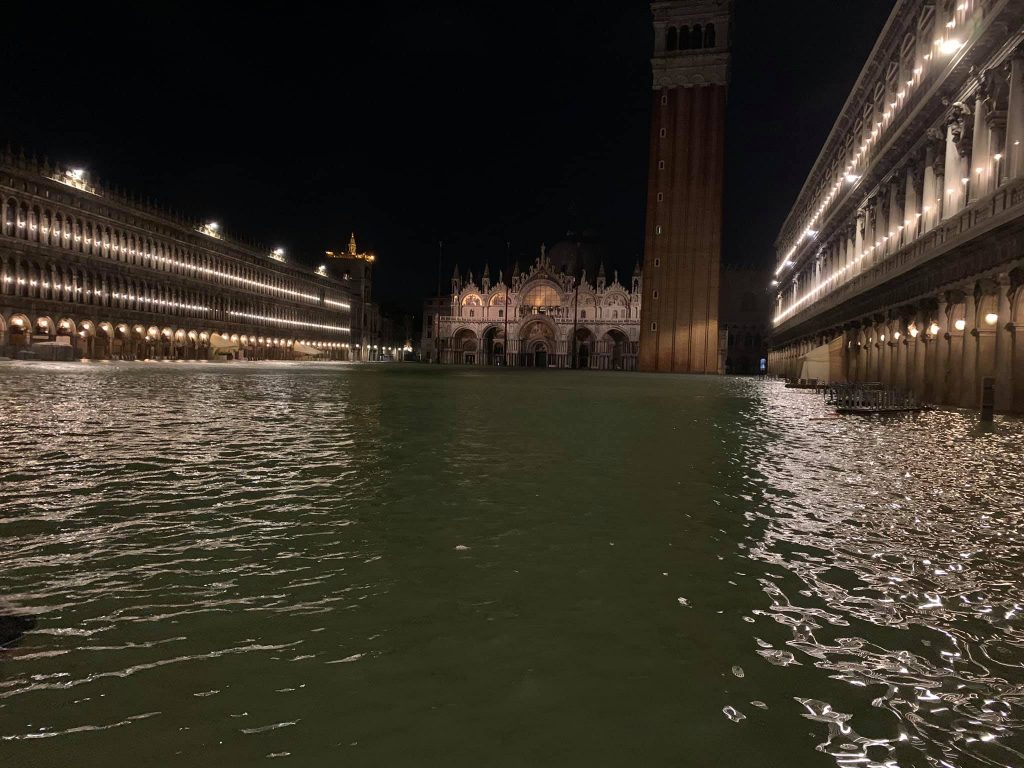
420 245 642 369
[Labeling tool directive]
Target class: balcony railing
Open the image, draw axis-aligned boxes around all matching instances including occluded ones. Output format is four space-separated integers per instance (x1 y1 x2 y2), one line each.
775 175 1024 336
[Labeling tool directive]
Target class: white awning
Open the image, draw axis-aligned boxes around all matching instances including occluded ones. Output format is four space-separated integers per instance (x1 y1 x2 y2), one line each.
209 333 239 352
798 343 831 383
293 342 323 356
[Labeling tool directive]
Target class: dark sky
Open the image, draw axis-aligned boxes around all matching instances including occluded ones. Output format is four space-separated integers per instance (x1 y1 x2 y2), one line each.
5 1 894 314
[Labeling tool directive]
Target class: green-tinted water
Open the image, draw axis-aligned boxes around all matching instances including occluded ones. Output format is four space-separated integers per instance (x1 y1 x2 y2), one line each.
1 363 1022 766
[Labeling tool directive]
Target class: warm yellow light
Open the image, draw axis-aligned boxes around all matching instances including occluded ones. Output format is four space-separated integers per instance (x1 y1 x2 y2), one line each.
985 313 998 326
994 153 1002 161
908 327 918 338
939 38 962 55
955 319 967 331
929 323 940 336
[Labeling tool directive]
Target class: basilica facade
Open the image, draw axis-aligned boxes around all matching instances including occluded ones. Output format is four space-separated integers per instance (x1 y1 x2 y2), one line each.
421 248 642 369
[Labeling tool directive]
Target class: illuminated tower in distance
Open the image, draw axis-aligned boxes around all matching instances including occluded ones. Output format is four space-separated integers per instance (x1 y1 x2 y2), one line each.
639 0 732 374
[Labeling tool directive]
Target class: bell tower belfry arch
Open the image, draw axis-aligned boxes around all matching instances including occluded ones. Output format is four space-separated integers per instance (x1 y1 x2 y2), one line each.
639 0 733 374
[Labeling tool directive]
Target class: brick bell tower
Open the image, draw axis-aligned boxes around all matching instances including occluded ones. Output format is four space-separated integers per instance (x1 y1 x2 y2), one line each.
639 0 732 374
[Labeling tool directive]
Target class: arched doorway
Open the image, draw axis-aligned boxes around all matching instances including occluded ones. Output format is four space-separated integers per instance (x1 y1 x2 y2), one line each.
531 341 549 368
574 328 595 369
520 318 556 368
8 314 30 348
452 328 478 365
604 329 631 371
482 326 506 365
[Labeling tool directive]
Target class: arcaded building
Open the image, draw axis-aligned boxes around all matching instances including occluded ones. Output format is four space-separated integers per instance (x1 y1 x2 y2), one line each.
421 245 642 369
639 0 733 374
769 0 1024 411
0 150 355 360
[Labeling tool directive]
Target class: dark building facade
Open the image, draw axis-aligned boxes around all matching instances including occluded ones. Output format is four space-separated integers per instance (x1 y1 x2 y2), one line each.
639 0 732 374
720 266 770 375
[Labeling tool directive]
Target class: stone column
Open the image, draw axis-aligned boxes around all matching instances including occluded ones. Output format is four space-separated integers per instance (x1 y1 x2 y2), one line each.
944 120 965 218
923 137 941 232
1011 318 1024 413
903 163 919 243
899 325 910 392
854 210 865 274
912 321 927 397
948 298 965 406
1006 49 1024 180
971 88 992 201
868 326 879 381
961 292 978 408
887 178 904 254
931 296 949 404
994 275 1014 411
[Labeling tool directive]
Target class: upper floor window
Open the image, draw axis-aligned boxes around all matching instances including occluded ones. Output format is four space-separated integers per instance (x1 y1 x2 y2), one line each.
704 23 716 48
679 25 690 50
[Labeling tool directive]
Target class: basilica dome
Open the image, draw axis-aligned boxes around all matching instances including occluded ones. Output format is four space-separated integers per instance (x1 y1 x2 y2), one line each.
546 230 607 279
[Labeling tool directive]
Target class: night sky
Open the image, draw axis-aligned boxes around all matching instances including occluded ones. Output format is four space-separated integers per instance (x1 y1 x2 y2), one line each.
5 1 894 315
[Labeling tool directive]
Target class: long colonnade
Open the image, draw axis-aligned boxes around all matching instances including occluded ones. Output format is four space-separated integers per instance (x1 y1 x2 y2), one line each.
0 150 354 361
769 0 1024 411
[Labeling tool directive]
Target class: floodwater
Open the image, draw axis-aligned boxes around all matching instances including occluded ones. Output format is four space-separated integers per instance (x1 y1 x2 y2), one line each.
0 362 1022 767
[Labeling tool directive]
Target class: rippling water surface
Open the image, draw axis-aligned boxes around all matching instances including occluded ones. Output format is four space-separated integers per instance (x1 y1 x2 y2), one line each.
1 361 1022 767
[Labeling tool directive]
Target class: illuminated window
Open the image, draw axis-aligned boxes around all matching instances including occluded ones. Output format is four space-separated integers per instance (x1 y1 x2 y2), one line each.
656 225 663 235
522 283 560 308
